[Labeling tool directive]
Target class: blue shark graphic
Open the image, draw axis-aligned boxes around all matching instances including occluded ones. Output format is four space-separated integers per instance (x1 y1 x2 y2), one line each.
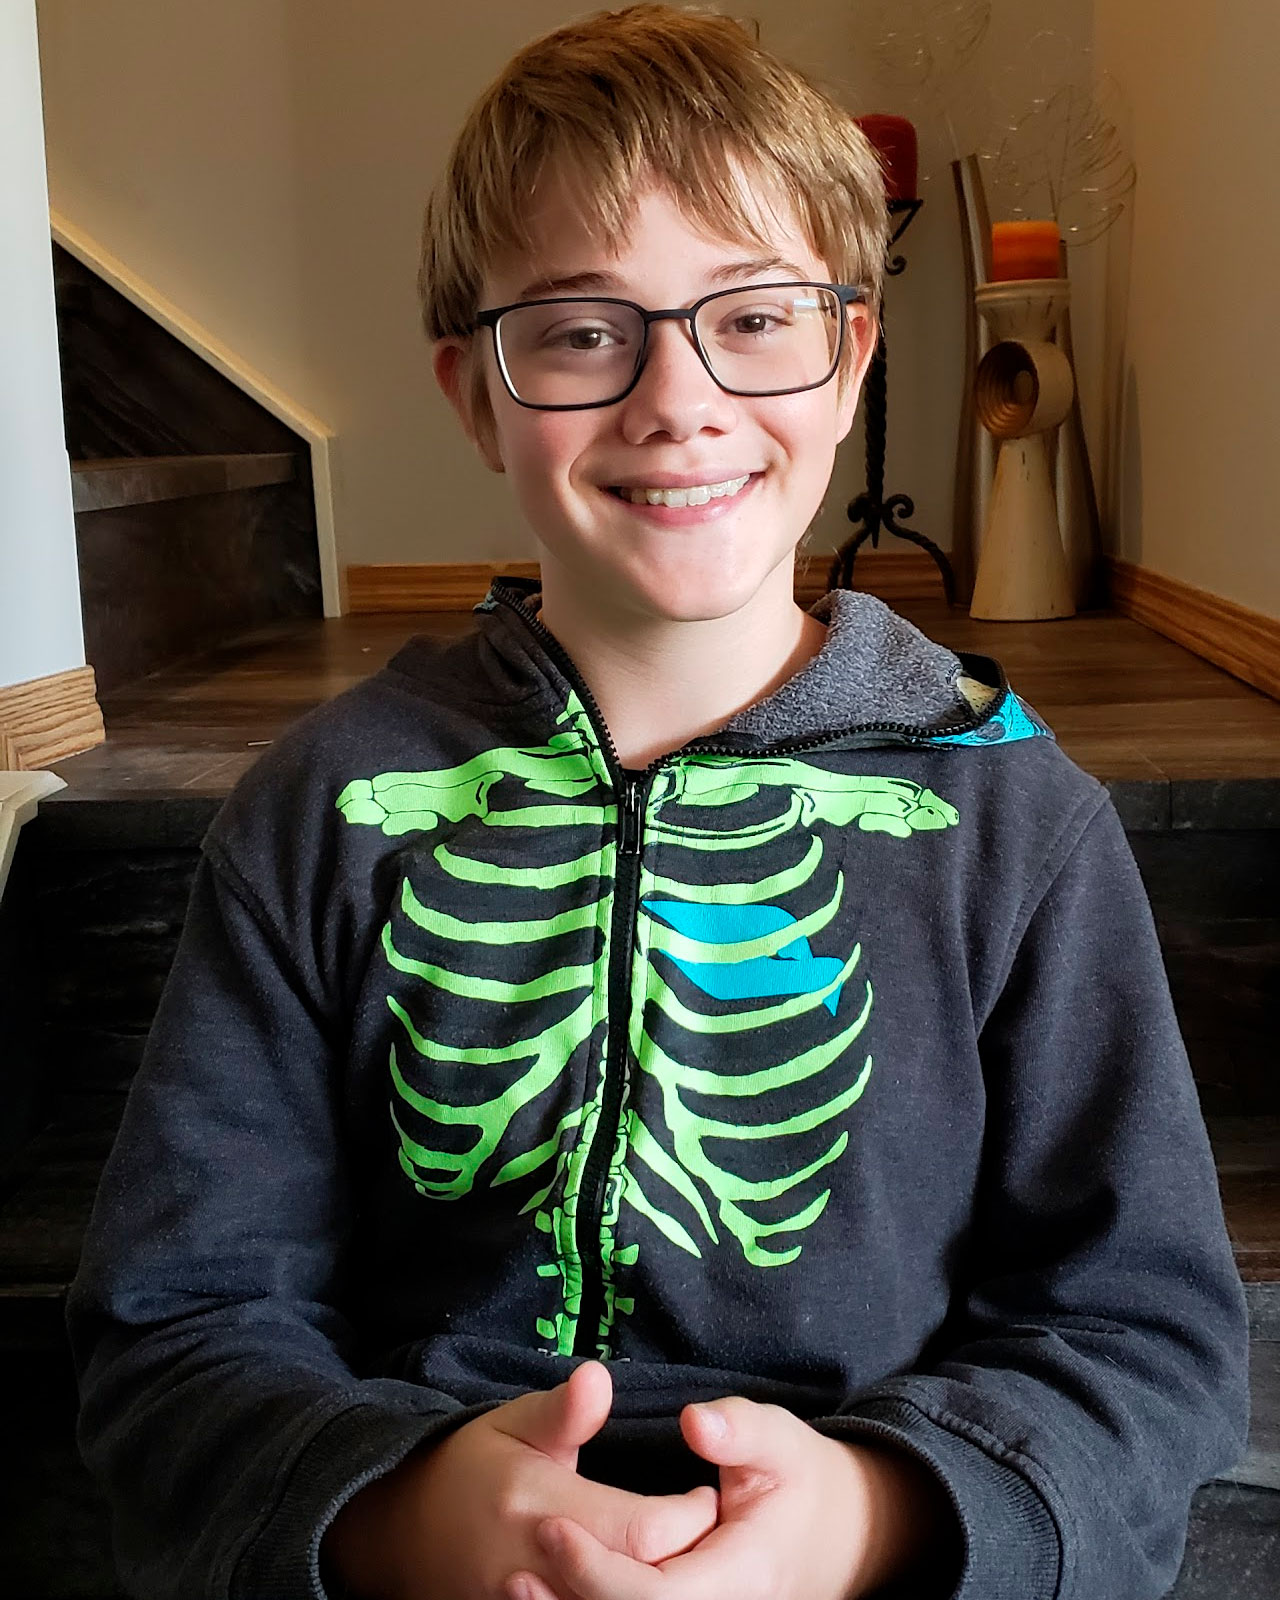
931 692 1052 747
643 900 846 1016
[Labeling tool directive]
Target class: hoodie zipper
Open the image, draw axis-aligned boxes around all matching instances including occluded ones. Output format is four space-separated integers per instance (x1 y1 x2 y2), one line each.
491 585 1002 1358
575 770 647 1355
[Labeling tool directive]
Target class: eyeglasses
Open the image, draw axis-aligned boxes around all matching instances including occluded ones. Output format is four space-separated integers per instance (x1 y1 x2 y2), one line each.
471 282 868 411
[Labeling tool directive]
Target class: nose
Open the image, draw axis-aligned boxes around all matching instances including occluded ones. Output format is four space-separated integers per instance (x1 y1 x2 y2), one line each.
617 317 738 444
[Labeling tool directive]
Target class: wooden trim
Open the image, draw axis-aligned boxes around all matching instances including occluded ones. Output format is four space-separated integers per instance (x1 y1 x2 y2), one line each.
347 550 948 614
50 213 344 619
0 666 105 770
347 562 542 613
795 550 946 608
1107 559 1280 701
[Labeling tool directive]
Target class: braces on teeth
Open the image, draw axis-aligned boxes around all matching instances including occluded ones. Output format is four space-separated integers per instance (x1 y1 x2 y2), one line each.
621 474 751 508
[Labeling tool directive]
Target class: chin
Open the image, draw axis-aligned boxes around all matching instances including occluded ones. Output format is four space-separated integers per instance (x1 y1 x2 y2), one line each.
624 558 788 624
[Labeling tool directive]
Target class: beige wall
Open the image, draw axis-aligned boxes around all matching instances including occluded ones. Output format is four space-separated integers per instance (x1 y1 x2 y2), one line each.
1094 0 1280 618
39 0 1108 582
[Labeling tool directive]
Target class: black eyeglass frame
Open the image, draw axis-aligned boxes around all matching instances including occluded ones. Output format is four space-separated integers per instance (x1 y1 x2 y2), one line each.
470 281 870 412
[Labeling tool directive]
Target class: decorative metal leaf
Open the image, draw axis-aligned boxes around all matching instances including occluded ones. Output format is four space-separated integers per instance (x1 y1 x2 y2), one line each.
985 68 1132 246
869 0 991 93
864 0 993 165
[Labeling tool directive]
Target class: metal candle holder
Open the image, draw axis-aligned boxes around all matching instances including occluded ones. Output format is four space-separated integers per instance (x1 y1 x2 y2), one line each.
827 198 957 606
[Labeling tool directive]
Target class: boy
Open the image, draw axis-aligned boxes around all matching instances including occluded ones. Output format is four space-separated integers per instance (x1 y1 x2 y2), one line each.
68 8 1248 1600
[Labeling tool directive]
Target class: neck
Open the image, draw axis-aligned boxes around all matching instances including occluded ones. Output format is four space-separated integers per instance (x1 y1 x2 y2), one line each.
535 562 827 768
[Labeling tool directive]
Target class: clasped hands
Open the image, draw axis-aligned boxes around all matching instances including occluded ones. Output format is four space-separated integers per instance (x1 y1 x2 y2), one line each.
324 1360 942 1600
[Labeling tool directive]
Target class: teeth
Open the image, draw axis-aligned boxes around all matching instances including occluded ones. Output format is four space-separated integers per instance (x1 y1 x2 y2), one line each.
623 474 751 508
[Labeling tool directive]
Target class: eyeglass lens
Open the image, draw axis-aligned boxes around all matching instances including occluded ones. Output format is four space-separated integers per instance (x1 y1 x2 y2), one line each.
494 285 844 407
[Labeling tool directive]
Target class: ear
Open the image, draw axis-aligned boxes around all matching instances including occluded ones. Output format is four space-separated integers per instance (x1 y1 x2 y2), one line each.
835 305 879 445
433 337 505 473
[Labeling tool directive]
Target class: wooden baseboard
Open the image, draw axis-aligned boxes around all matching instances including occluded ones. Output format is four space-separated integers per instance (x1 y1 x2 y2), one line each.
346 550 947 615
1107 559 1280 701
346 562 541 613
0 666 105 770
795 550 944 608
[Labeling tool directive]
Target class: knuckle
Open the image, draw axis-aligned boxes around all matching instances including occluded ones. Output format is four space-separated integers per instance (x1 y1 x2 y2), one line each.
722 1395 763 1425
493 1478 534 1527
624 1506 656 1562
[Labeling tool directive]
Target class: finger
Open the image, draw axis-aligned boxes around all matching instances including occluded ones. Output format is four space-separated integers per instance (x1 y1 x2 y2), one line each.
643 1483 720 1558
496 1361 614 1465
540 1513 766 1600
582 1481 718 1564
536 1516 666 1600
505 1571 578 1600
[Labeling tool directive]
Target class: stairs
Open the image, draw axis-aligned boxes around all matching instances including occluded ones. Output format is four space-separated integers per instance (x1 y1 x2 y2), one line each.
54 243 323 695
71 451 310 693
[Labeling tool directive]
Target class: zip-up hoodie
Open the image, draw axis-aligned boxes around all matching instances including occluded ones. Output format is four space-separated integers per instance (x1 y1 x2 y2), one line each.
68 578 1248 1600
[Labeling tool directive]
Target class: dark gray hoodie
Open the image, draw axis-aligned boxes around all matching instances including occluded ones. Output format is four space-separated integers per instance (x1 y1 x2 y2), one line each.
68 577 1248 1600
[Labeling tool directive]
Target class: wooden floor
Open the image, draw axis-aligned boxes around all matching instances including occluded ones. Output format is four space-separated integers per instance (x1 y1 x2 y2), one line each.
50 599 1280 799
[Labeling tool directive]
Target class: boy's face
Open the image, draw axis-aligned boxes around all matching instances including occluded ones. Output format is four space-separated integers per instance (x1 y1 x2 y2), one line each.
436 172 875 627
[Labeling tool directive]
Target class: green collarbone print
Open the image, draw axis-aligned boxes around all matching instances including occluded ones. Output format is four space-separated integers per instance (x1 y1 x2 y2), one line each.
336 698 960 1357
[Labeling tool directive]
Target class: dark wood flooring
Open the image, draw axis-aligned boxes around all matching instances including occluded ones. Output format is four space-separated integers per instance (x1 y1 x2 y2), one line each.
48 600 1280 800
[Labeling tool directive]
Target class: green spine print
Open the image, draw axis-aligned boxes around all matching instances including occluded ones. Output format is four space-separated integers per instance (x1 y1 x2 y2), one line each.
338 714 959 1356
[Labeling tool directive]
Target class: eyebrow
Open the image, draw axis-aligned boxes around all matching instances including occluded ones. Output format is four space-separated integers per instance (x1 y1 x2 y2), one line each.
514 270 622 300
708 256 812 286
512 256 815 302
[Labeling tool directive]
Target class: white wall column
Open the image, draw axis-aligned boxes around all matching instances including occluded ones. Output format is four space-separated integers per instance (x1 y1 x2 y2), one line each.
0 0 85 692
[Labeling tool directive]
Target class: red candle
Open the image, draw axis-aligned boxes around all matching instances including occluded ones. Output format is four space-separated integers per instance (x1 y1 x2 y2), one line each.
855 114 918 203
990 221 1062 282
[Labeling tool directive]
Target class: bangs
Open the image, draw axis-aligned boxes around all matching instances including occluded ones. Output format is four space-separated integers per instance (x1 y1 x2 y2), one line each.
518 135 784 276
420 6 889 341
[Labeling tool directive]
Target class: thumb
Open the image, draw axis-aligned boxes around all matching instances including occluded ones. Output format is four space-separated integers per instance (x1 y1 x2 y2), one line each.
680 1396 796 1477
494 1360 613 1466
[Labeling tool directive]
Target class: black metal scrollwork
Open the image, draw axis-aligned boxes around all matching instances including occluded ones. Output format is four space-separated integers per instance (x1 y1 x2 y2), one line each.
827 199 957 606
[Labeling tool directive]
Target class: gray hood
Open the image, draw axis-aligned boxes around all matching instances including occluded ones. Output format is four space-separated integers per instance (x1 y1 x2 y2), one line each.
724 587 998 743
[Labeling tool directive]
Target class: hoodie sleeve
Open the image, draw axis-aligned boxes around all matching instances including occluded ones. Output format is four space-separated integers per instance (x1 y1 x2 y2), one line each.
811 796 1250 1600
66 853 483 1600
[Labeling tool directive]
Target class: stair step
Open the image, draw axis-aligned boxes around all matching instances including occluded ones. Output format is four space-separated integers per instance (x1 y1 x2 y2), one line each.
70 452 295 514
1211 1120 1280 1290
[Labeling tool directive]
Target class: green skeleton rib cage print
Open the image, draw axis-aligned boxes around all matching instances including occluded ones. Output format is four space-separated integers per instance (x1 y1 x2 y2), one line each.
336 692 960 1358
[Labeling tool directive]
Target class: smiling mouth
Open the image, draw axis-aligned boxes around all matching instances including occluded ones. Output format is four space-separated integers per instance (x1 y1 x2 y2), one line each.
607 473 754 508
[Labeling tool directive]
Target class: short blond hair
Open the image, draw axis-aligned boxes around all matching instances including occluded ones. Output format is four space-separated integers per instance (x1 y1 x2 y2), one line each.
419 5 889 366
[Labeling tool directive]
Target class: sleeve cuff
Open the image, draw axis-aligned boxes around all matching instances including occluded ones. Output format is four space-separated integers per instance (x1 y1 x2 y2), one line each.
812 1395 1063 1600
229 1397 492 1600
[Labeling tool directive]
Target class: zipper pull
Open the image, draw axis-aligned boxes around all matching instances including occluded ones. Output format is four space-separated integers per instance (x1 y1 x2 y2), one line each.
618 779 643 858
